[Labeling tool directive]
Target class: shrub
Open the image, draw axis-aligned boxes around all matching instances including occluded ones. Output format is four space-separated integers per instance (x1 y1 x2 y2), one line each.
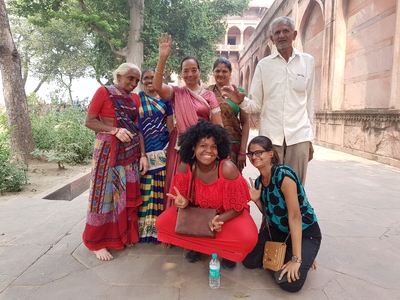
0 112 28 193
30 107 94 167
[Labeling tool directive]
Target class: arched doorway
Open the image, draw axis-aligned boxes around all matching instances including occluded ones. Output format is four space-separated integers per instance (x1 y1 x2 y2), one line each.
227 26 241 46
263 45 271 58
243 26 255 45
253 57 259 76
245 65 251 93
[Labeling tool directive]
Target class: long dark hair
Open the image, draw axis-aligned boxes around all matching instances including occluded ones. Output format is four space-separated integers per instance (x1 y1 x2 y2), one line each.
247 136 280 165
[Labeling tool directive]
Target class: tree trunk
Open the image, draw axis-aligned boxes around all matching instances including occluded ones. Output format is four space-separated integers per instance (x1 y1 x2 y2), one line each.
0 0 35 162
127 0 144 68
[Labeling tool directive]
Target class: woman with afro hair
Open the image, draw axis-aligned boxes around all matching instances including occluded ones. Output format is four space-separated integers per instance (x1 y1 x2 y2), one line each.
156 119 258 269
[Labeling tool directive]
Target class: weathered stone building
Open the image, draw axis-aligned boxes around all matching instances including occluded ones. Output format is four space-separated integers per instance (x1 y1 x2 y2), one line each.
239 0 400 167
215 1 268 86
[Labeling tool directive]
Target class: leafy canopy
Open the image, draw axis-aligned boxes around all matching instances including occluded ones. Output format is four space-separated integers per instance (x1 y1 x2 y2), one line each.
10 0 249 82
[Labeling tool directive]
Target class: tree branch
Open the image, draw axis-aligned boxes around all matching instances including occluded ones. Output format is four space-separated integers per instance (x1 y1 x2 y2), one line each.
77 0 127 57
33 76 49 93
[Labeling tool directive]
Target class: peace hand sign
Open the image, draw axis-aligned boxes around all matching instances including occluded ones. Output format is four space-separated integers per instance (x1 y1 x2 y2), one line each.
166 186 189 208
247 177 262 203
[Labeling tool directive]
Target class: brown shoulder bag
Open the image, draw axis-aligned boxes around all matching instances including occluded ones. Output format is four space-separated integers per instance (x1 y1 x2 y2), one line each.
262 220 290 271
174 162 218 238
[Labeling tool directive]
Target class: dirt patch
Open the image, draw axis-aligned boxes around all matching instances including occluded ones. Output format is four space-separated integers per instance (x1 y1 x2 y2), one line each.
0 160 91 203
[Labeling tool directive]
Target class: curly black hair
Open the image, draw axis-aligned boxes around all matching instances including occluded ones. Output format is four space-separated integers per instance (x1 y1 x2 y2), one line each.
178 119 230 164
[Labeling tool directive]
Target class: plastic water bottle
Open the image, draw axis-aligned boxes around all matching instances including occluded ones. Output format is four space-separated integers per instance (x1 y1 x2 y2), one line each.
209 253 220 289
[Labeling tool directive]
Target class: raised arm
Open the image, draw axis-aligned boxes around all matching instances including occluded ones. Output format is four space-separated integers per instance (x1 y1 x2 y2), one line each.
153 33 174 100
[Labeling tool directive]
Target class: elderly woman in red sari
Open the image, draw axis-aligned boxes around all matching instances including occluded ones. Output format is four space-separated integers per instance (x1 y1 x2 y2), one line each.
153 33 223 209
82 63 149 261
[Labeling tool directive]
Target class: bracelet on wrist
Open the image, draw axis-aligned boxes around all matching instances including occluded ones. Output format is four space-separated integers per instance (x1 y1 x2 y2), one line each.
112 128 120 135
238 152 246 156
141 153 148 158
155 69 164 76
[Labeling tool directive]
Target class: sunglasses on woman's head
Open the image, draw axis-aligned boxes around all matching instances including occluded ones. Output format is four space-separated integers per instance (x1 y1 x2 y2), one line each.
246 150 268 158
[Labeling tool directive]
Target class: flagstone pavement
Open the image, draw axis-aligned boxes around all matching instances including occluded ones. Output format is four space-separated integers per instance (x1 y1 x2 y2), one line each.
1 144 400 300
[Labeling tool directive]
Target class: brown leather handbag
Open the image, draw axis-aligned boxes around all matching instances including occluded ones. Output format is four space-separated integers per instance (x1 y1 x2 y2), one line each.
262 221 290 271
174 162 218 238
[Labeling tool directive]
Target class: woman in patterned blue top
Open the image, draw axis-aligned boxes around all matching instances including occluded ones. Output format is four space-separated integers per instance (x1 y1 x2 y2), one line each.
243 136 321 293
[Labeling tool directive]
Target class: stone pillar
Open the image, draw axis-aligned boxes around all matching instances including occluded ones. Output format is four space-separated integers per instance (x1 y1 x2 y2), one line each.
225 33 228 45
240 32 243 46
390 0 400 109
322 0 346 111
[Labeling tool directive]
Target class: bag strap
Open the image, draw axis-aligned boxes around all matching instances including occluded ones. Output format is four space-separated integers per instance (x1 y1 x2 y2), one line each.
188 162 197 205
265 218 290 244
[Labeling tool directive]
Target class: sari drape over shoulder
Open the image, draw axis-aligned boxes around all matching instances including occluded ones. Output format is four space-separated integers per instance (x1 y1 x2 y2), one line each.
82 86 142 251
207 84 246 166
172 86 220 134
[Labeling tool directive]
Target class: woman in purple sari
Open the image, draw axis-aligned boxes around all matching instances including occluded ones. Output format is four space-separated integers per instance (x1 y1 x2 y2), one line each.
153 33 223 209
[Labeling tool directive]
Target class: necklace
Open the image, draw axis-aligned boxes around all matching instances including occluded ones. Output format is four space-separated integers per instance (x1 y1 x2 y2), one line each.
187 86 203 95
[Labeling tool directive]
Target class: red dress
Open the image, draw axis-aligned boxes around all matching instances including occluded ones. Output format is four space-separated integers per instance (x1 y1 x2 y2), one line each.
155 160 258 262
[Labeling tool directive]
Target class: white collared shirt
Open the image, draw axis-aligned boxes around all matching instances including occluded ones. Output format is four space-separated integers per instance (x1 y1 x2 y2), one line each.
240 48 315 146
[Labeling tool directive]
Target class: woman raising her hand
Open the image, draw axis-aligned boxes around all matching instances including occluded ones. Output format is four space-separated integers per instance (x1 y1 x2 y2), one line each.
153 33 223 209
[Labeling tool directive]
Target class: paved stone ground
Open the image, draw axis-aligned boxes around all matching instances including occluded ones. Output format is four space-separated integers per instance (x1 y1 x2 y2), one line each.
1 145 400 300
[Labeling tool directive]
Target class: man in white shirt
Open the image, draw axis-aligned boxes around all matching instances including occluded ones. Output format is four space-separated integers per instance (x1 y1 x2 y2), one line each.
225 16 315 185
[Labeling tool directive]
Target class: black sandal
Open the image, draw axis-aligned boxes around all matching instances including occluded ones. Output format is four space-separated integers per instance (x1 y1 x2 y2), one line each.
222 258 237 270
185 250 201 263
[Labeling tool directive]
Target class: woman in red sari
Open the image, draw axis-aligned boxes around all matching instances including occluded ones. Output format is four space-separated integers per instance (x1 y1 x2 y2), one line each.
153 33 223 209
82 63 148 261
156 120 258 269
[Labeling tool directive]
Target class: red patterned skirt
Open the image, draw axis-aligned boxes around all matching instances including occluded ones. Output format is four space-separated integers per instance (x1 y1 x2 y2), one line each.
82 133 142 251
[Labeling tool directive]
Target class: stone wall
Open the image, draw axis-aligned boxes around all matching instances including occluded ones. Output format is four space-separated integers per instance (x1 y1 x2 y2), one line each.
239 0 400 168
315 110 400 167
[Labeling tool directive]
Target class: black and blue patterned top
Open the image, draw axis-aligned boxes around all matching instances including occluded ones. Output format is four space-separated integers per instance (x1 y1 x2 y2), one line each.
255 165 318 235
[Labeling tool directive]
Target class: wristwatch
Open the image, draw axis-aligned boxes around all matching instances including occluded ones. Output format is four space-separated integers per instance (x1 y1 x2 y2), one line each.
291 256 302 264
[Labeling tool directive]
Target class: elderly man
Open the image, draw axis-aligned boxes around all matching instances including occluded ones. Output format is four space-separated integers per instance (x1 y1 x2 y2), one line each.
226 16 315 185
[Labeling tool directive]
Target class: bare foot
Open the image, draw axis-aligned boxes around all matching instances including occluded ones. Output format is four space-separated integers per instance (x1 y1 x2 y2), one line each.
310 260 317 270
94 248 113 261
162 243 171 249
126 244 134 247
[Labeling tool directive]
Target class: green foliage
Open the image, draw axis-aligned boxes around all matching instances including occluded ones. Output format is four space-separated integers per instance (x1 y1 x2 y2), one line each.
0 113 28 193
9 0 249 83
30 107 94 168
9 10 94 97
143 0 250 81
